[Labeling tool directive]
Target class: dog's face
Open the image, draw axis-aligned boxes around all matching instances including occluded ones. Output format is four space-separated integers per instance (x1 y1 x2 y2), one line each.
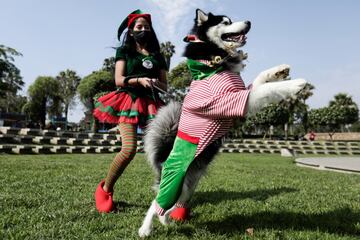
195 9 251 54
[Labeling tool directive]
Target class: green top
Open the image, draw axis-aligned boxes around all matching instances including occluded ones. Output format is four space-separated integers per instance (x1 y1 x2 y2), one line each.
115 46 168 100
186 59 224 80
115 46 168 78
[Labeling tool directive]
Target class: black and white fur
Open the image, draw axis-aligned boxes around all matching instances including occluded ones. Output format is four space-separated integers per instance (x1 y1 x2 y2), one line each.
139 9 307 237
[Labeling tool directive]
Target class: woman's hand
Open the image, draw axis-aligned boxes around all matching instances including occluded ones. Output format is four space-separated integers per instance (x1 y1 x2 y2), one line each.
138 77 158 88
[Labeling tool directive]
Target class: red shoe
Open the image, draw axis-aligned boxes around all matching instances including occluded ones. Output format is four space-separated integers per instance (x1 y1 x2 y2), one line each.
95 180 113 213
170 207 190 221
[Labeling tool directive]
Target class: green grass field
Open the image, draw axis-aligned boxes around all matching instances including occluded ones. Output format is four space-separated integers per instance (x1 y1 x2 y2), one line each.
0 153 359 240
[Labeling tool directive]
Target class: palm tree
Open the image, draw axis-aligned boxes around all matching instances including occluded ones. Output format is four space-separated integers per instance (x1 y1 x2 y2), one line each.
160 41 175 69
56 70 81 129
329 93 357 108
102 57 115 75
328 93 359 132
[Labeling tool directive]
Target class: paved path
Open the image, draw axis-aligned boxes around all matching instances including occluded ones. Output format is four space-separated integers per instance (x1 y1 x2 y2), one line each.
295 157 360 174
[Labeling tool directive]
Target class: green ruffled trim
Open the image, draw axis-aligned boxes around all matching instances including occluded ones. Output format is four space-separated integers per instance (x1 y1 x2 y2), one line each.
95 101 155 120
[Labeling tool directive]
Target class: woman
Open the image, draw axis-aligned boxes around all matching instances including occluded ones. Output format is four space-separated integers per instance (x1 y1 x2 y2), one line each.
93 9 168 213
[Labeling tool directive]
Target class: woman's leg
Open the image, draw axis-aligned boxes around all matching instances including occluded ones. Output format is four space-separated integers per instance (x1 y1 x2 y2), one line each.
95 123 137 212
104 123 137 192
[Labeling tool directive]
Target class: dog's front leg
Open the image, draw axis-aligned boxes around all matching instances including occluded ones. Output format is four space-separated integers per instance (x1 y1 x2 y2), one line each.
246 78 307 116
252 64 290 89
177 161 207 206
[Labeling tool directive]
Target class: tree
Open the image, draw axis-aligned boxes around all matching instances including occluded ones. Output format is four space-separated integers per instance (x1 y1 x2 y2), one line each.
168 61 192 89
56 70 81 128
281 83 315 138
0 44 24 112
350 121 360 132
244 103 290 139
77 70 114 132
159 61 192 103
102 57 116 75
240 83 314 139
0 95 27 113
294 83 315 133
160 41 175 69
328 93 358 131
308 93 359 139
23 76 61 127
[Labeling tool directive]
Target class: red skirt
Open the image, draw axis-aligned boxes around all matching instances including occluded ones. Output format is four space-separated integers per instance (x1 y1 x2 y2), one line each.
93 91 163 128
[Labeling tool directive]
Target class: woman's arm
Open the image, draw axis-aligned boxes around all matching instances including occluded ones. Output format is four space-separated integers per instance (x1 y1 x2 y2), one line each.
114 60 128 87
115 60 154 88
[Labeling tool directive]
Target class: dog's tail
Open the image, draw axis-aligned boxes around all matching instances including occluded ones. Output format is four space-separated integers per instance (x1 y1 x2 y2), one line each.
143 101 182 182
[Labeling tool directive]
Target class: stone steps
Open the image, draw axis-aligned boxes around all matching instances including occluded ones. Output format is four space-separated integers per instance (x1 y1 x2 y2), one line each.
0 144 145 154
222 143 360 151
221 139 360 155
226 138 360 147
0 134 126 146
0 127 144 154
0 127 120 140
1 127 359 155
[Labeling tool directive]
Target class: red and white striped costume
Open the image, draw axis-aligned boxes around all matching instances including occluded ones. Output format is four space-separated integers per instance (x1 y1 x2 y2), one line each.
179 64 250 157
155 60 252 213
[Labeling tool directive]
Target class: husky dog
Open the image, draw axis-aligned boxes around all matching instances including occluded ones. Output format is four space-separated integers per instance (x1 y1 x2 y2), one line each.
139 9 307 237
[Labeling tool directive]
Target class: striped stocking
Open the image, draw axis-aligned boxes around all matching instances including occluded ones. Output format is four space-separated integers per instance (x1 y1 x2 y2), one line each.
104 123 137 192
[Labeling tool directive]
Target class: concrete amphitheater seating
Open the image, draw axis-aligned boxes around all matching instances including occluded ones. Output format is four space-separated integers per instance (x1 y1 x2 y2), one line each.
0 127 143 154
220 138 360 155
1 127 359 155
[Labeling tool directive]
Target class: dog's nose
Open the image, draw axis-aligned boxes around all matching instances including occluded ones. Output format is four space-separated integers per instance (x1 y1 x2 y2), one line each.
244 21 251 32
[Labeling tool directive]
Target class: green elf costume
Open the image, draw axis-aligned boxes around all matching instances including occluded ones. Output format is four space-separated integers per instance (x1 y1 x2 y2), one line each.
93 10 167 128
93 10 167 213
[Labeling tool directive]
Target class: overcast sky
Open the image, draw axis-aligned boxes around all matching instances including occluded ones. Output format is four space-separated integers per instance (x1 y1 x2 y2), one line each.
1 0 360 122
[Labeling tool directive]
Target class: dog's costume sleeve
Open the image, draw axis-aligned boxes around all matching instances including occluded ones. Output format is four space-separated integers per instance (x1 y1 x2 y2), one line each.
184 70 250 119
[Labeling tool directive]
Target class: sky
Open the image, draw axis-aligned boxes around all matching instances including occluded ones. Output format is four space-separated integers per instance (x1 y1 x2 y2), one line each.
1 0 360 123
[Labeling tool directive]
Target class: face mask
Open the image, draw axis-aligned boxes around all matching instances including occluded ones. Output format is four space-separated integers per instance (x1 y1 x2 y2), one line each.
133 30 151 45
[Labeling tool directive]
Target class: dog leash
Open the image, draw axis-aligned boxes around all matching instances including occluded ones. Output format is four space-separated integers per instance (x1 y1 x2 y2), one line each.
149 81 174 101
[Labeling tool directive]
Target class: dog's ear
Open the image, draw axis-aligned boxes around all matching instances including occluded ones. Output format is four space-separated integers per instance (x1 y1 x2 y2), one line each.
196 9 208 26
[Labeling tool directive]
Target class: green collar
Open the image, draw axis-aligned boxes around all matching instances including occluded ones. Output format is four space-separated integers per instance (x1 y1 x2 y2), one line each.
187 59 224 80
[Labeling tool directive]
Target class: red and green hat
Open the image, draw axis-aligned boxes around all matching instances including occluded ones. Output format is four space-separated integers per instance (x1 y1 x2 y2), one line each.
117 9 152 40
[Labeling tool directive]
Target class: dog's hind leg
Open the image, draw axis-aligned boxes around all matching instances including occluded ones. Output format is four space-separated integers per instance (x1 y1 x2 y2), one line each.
143 101 181 192
139 200 175 237
170 162 207 221
138 200 157 237
170 139 222 221
139 200 173 237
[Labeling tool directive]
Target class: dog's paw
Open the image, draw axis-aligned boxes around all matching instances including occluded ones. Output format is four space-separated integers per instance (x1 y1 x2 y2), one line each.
158 212 171 226
288 78 307 97
237 50 248 60
138 225 152 238
252 64 291 89
267 64 291 81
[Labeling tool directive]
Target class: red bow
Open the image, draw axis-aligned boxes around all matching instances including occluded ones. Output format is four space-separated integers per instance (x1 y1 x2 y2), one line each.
128 13 152 27
184 34 204 42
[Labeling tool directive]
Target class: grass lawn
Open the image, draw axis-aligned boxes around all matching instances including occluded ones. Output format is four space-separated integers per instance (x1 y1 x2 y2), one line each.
0 153 359 240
